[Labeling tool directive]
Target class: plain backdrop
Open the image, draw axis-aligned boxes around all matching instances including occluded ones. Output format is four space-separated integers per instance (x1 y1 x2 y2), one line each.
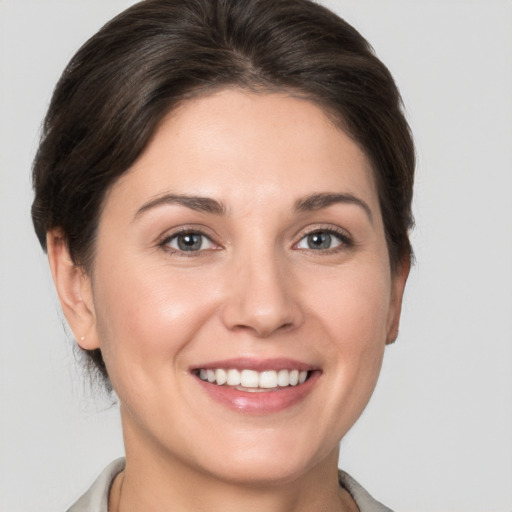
1 1 511 511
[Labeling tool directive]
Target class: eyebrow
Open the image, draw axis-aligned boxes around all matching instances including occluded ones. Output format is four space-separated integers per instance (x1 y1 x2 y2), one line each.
134 191 372 222
294 192 373 223
134 194 227 219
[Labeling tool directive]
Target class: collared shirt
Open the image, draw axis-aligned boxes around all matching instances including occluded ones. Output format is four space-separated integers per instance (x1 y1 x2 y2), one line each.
67 458 393 512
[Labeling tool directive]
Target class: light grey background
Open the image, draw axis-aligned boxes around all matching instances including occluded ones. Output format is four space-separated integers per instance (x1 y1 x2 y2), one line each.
1 1 511 511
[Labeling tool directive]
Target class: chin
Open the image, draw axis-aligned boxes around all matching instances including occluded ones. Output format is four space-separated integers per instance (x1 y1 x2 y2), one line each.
191 433 336 487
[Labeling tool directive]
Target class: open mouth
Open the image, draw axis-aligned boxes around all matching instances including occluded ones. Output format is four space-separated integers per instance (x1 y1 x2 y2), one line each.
194 368 311 391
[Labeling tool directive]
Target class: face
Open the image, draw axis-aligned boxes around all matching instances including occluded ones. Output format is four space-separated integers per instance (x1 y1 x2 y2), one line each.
75 89 407 484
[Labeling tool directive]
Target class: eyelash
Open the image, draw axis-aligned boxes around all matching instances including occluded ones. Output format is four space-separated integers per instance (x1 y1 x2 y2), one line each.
158 225 353 257
294 226 353 253
158 228 219 257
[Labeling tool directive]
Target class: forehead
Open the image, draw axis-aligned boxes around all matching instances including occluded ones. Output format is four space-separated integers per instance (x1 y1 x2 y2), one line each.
106 88 379 216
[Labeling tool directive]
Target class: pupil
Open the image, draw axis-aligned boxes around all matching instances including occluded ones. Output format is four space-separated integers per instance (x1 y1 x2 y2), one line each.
308 232 331 249
178 233 202 251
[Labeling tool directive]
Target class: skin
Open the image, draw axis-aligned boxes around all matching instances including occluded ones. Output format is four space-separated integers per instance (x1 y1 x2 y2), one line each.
48 89 409 512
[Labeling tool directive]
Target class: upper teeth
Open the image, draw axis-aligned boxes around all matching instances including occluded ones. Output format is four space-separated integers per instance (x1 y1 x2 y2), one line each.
198 368 309 389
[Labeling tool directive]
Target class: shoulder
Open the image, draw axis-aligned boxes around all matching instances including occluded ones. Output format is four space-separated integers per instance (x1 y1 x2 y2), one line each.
66 458 125 512
338 470 394 512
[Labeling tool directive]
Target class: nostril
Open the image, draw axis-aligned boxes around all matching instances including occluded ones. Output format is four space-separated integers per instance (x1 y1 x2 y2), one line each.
219 271 304 337
228 319 295 338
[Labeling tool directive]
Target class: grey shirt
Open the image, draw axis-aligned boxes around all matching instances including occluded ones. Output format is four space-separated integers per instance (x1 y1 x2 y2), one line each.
67 458 393 512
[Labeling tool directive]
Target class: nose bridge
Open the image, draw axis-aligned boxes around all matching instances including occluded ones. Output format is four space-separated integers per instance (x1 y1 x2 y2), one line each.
221 242 302 337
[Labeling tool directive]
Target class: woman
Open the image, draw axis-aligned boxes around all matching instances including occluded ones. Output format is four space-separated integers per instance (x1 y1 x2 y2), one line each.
31 0 414 510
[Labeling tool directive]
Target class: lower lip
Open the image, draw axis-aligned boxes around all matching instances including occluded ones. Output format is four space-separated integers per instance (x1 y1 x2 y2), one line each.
194 372 320 414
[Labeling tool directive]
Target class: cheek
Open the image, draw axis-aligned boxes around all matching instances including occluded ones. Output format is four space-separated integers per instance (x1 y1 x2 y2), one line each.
91 258 220 385
302 260 391 398
303 259 392 345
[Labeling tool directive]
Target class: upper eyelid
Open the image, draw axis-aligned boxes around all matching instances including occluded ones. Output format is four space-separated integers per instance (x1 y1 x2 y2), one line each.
158 230 221 257
163 230 213 244
155 223 352 250
168 231 216 250
293 224 352 242
158 225 219 244
292 226 354 252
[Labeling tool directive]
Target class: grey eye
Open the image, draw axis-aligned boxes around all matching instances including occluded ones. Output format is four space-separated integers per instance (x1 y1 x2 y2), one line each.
297 231 343 250
168 232 215 252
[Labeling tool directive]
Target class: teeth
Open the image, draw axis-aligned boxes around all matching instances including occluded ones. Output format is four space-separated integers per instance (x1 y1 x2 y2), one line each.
215 369 227 385
241 369 259 388
226 369 241 386
277 369 290 386
197 368 310 389
259 371 277 388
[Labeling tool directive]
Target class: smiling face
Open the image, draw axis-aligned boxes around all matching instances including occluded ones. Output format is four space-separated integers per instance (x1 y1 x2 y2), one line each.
54 89 408 486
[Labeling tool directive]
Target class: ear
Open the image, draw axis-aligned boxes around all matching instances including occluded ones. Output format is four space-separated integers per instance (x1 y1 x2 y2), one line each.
385 257 410 345
46 229 99 350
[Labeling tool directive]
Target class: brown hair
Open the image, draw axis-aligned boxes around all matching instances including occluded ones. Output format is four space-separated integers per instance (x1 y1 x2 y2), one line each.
32 0 415 387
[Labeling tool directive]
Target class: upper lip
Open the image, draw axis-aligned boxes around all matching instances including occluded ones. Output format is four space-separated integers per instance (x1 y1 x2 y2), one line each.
191 357 317 372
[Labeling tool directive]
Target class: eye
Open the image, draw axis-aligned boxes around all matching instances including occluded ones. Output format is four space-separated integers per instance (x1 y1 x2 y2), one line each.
295 229 349 251
164 231 216 252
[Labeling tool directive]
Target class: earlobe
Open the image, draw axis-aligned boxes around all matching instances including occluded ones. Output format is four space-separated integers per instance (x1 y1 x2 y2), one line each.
46 229 100 350
386 257 410 345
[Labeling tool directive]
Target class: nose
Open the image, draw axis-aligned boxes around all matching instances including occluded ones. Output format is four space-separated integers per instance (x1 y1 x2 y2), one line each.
220 251 303 338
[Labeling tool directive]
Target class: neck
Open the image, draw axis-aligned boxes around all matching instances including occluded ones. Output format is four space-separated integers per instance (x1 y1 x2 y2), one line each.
113 459 355 512
112 413 357 512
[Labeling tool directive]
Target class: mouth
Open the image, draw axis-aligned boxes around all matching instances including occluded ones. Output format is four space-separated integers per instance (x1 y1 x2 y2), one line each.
191 359 319 413
194 368 311 392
